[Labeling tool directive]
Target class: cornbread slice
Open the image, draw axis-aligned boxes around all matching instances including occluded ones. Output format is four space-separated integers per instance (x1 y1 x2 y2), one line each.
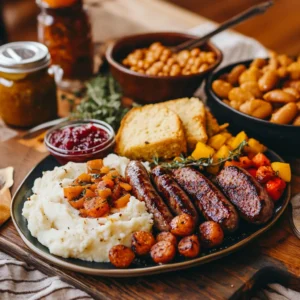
156 97 207 151
115 105 187 160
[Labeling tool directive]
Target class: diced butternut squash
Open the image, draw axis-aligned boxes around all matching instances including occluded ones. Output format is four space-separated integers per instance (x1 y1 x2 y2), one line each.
271 162 291 182
87 159 103 174
63 186 84 200
106 169 120 180
215 145 230 160
239 156 254 169
84 188 96 198
69 197 85 209
245 138 267 154
97 188 112 199
226 137 235 149
114 194 131 209
120 182 132 191
207 165 220 175
219 132 232 141
230 131 248 149
74 173 92 184
100 166 110 174
192 142 215 159
208 134 227 150
101 176 115 188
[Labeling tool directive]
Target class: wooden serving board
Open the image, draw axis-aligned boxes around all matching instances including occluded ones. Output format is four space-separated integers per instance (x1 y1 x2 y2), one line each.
1 0 300 298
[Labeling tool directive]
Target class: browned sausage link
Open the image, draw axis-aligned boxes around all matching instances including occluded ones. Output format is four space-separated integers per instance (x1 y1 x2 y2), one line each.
125 161 173 231
216 166 274 224
172 167 239 233
151 166 199 224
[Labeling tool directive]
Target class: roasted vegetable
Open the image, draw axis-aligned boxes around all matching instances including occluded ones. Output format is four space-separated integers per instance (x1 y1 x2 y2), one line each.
252 153 271 167
199 221 224 248
150 241 176 264
271 162 291 182
131 231 156 256
178 235 200 258
156 232 178 246
109 245 135 268
170 214 195 237
265 177 286 201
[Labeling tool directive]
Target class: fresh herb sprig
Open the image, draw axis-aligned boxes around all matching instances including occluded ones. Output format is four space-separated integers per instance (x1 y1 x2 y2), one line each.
71 75 129 130
153 140 247 169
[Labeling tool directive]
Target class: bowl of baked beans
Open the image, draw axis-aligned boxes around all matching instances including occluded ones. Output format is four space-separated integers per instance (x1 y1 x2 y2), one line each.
205 53 300 154
106 32 222 103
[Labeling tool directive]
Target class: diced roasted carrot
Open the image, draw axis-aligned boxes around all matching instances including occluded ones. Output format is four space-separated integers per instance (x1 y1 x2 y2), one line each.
84 188 96 198
114 194 131 209
101 176 115 188
83 197 110 218
119 182 132 191
224 161 241 167
252 153 271 168
69 197 85 209
87 159 103 174
100 166 110 174
106 169 120 180
63 186 84 200
97 188 112 199
266 177 286 201
74 173 92 185
239 156 254 169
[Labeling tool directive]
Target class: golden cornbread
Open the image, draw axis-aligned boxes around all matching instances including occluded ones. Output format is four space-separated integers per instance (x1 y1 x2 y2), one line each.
156 97 207 151
115 105 187 160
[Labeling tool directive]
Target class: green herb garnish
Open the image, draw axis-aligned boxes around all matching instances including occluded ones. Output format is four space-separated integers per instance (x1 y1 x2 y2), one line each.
153 140 247 169
71 75 129 130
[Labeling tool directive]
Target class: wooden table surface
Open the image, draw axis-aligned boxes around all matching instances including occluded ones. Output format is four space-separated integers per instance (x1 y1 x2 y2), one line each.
1 1 300 299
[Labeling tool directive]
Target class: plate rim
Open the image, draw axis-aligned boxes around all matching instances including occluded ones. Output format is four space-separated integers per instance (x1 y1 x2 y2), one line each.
11 150 291 277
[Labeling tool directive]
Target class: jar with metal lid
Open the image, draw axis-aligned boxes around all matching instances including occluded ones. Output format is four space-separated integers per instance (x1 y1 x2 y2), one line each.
37 0 94 90
0 41 58 127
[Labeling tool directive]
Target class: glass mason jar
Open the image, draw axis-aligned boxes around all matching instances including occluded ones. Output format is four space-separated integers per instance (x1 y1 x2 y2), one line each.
0 42 57 127
37 0 94 90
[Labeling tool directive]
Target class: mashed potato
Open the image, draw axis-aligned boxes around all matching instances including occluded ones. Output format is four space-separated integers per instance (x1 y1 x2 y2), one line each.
22 155 153 262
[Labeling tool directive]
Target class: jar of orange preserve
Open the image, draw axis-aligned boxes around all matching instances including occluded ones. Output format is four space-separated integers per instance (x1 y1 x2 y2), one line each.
0 42 57 127
37 0 94 90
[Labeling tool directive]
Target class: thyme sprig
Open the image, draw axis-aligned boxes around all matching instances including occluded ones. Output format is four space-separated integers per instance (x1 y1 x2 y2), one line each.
153 140 248 169
71 75 129 130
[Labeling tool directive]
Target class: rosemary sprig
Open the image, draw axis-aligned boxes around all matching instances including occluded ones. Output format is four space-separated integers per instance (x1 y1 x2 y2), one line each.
153 140 248 169
71 75 129 130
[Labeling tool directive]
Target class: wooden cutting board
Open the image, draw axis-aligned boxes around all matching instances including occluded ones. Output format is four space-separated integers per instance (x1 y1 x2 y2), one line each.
1 0 300 298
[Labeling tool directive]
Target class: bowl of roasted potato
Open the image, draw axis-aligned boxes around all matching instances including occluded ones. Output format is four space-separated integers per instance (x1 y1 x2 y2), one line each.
205 53 300 153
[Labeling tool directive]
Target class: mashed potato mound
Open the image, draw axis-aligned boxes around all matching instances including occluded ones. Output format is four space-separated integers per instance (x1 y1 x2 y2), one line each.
22 155 153 262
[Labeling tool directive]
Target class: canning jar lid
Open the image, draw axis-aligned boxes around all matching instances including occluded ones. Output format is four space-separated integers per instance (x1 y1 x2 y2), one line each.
0 41 51 74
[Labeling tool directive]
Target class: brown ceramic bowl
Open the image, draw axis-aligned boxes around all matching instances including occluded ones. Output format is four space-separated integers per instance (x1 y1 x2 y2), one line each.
106 32 223 104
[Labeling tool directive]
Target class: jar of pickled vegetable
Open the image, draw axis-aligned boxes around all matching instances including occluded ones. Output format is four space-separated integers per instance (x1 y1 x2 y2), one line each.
0 42 57 127
37 0 94 90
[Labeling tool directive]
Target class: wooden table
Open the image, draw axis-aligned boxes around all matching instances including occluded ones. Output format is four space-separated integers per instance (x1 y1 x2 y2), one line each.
1 1 300 299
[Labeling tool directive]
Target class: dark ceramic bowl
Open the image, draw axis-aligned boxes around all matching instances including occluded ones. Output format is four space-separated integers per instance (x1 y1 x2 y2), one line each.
205 59 300 155
106 32 222 104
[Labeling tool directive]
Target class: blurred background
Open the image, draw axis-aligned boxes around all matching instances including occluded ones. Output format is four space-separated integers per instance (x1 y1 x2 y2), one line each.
0 0 299 54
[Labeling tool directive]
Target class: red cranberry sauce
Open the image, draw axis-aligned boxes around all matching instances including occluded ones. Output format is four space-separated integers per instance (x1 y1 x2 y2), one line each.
49 123 110 153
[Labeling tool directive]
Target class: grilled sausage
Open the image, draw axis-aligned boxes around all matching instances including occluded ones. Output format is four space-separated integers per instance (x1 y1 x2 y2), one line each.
151 166 199 223
216 165 274 224
172 167 239 233
125 161 173 231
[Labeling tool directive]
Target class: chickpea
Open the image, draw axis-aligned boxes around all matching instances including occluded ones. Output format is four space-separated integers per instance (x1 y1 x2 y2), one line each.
277 54 293 67
131 231 156 256
239 99 273 119
284 80 300 92
152 61 163 71
187 57 195 66
150 241 176 264
166 57 176 66
240 81 262 98
130 66 138 72
190 66 199 74
212 80 233 99
109 245 135 268
132 49 144 60
296 102 300 110
162 65 170 73
227 64 247 85
170 214 195 237
190 48 201 57
199 63 209 72
170 64 181 76
194 57 202 69
137 60 144 69
178 235 200 258
156 231 178 246
122 58 130 66
199 221 224 248
229 100 241 110
177 50 190 62
143 61 151 70
277 67 288 78
159 55 169 63
258 70 279 92
228 87 254 104
270 102 298 124
263 89 297 103
149 42 162 51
